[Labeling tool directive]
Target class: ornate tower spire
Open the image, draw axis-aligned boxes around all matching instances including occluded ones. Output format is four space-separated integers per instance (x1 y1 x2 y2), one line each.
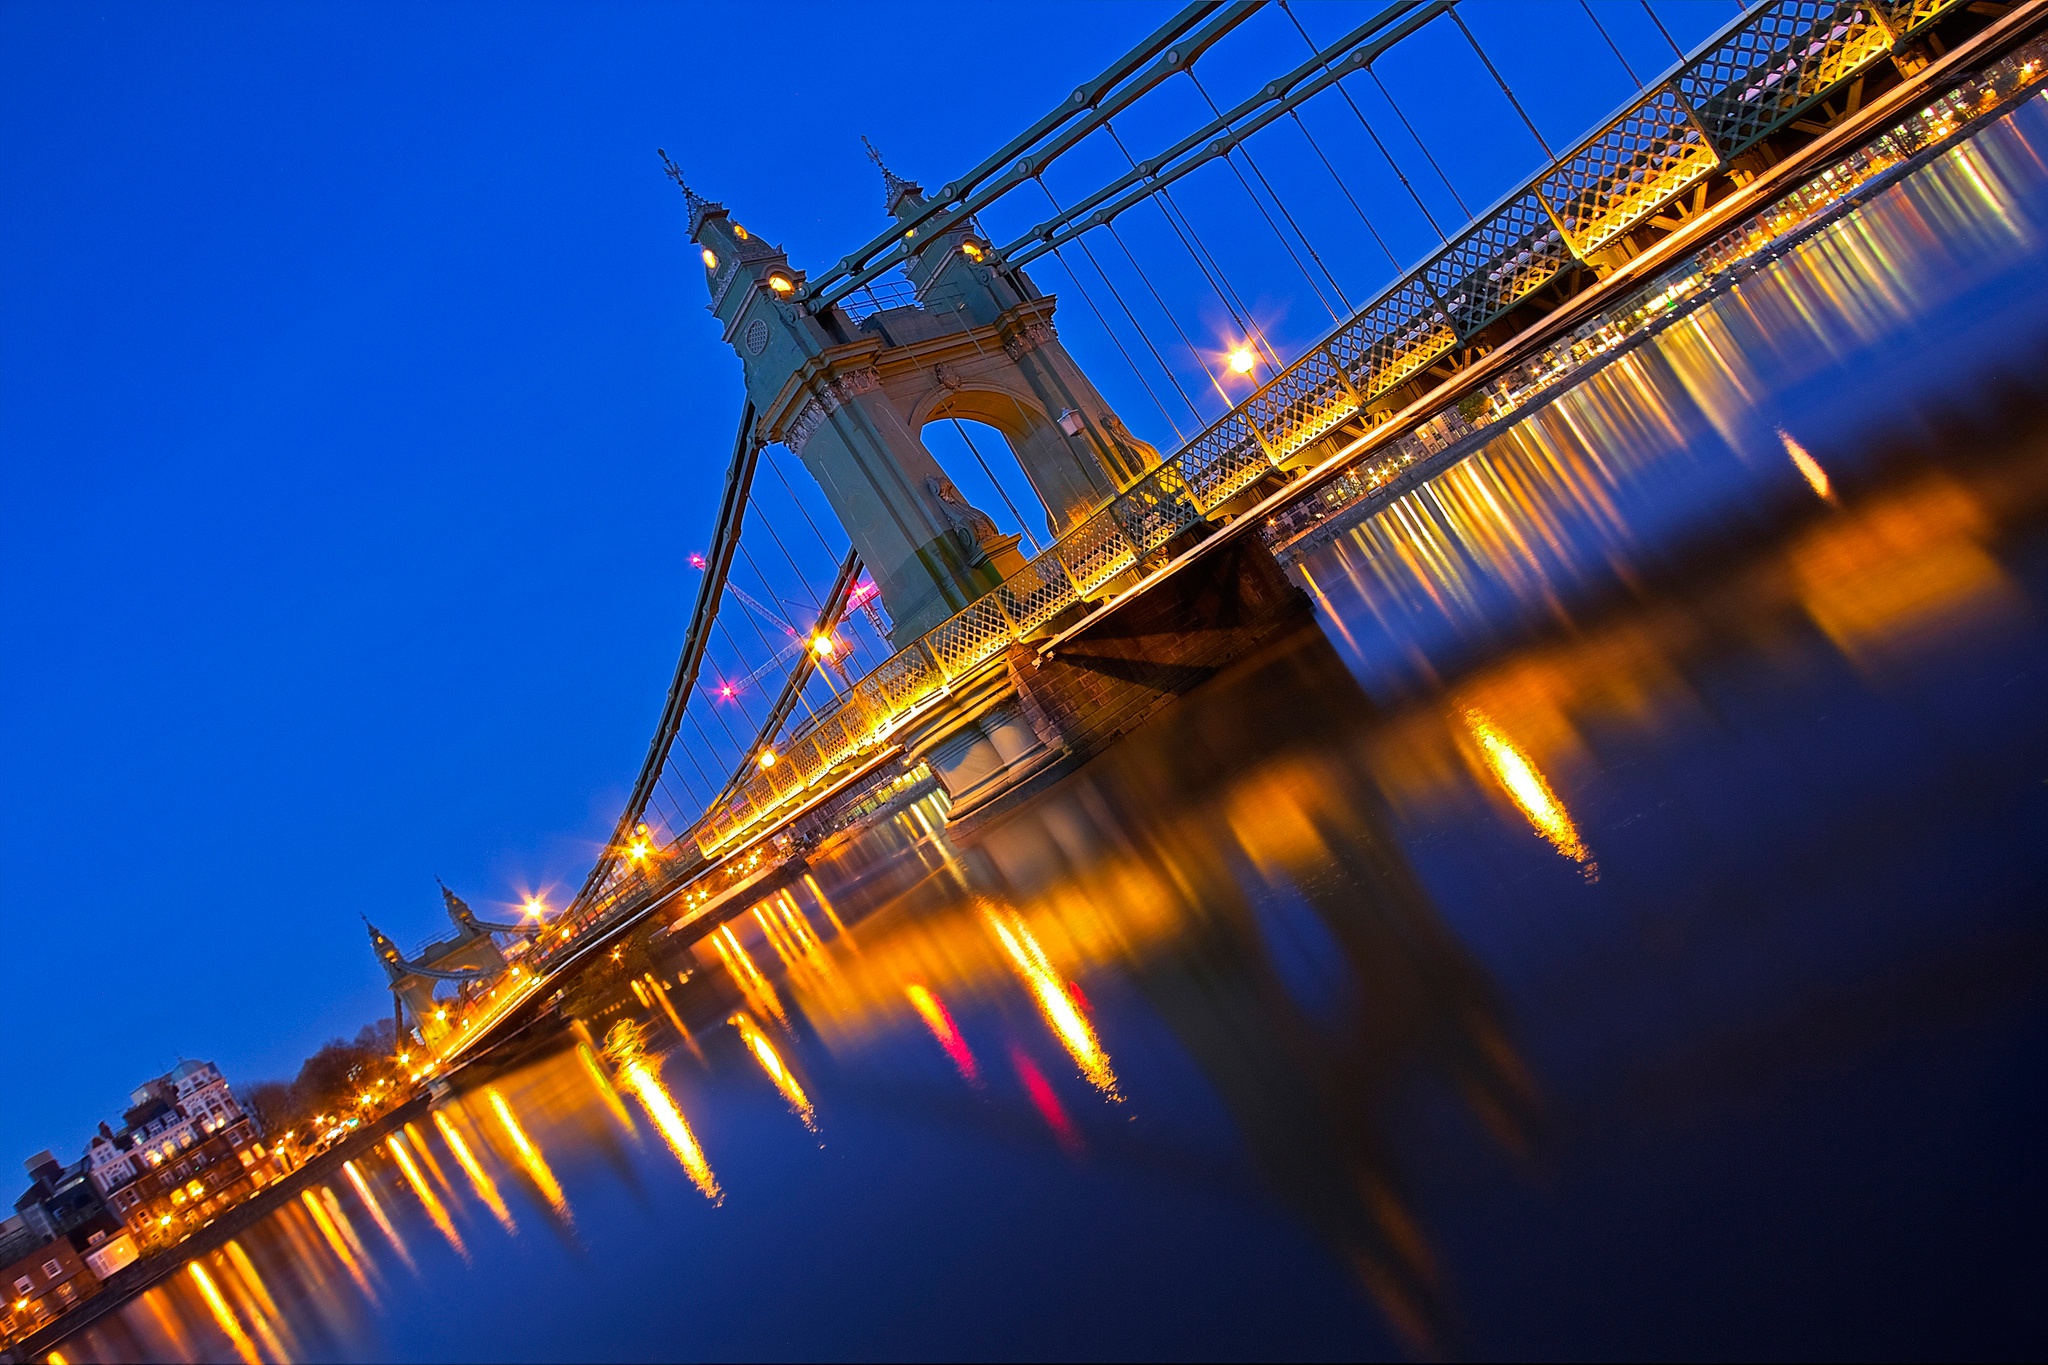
657 148 721 237
863 135 925 218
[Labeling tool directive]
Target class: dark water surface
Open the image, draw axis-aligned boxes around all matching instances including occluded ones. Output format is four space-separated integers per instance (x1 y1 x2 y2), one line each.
65 100 2048 1362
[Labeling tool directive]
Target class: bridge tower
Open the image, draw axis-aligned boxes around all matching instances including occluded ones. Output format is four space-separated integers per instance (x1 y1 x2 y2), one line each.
668 151 1159 642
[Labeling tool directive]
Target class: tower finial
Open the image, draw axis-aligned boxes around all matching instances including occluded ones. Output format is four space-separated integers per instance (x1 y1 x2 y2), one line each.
657 147 714 227
862 135 924 217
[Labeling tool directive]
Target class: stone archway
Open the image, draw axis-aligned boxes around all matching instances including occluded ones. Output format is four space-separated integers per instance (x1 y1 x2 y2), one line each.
914 380 1105 536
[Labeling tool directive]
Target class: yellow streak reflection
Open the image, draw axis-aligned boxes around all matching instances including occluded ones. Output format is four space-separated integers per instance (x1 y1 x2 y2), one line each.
646 973 706 1063
714 925 788 1026
300 1190 376 1301
575 1041 638 1131
732 1011 818 1130
981 904 1118 1098
606 1026 722 1201
224 1244 296 1358
143 1284 197 1359
488 1089 570 1221
1779 428 1835 502
434 1110 517 1234
402 1122 460 1204
388 1133 466 1258
804 873 855 944
341 1160 413 1270
1465 710 1594 869
187 1261 261 1365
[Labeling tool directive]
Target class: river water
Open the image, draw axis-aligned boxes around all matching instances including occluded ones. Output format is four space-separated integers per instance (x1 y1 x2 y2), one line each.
62 98 2048 1362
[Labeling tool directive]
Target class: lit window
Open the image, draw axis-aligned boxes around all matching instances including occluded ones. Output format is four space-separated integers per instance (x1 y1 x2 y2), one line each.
13 1275 31 1294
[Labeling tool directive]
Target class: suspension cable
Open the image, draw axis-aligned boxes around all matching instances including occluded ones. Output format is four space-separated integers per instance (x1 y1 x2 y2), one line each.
1105 211 1237 404
1280 0 1452 244
1640 0 1685 61
1581 0 1643 88
1107 131 1285 373
764 445 841 563
1368 67 1471 220
1286 102 1403 274
1034 175 1217 417
747 488 824 612
1450 8 1555 161
1185 68 1351 316
732 543 829 721
946 416 1044 553
1047 231 1200 434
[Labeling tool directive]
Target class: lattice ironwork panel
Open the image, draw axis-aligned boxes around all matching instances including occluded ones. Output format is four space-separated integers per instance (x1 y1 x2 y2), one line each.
1424 192 1572 337
1177 413 1270 513
1680 2 1894 158
1110 462 1204 555
925 592 1015 682
1540 85 1720 254
1878 0 1961 35
1055 507 1139 597
1244 346 1359 462
1325 278 1457 401
810 709 857 770
997 555 1078 635
851 645 939 734
787 734 827 787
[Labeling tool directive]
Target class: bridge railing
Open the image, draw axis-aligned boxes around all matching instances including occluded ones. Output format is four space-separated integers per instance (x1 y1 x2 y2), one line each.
667 0 1985 864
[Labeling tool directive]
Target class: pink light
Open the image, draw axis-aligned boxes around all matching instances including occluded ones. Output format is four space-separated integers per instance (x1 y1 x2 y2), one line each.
1012 1046 1081 1154
689 553 706 569
718 684 736 700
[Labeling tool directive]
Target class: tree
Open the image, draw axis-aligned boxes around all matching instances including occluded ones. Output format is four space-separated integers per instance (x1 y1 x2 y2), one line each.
240 1080 299 1139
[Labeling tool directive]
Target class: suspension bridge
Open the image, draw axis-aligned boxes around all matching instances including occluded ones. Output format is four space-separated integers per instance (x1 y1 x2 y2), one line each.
368 0 2048 1072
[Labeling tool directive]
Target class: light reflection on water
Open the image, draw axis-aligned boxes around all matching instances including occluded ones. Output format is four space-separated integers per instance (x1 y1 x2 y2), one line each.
60 101 2048 1362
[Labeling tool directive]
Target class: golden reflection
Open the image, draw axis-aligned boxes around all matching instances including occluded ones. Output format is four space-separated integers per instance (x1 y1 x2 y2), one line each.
143 1284 197 1360
434 1109 517 1234
342 1161 414 1270
804 873 855 943
605 1023 722 1201
488 1088 571 1220
1463 709 1595 872
731 1010 818 1130
646 973 706 1063
1779 428 1835 502
714 924 789 1026
301 1189 376 1301
905 982 980 1084
982 903 1118 1098
575 1040 638 1132
224 1241 295 1362
388 1132 467 1258
1792 474 2015 668
401 1121 460 1204
187 1261 261 1365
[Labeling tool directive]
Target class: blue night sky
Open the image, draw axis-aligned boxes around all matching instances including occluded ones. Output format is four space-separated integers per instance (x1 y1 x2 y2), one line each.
0 2 1733 1165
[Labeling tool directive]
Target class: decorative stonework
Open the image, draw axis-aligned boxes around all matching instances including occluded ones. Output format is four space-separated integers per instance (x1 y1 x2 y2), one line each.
934 361 963 391
744 317 770 356
785 367 883 455
1002 318 1057 360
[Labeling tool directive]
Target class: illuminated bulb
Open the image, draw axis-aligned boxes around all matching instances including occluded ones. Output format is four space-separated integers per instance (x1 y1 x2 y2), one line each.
810 635 834 657
767 274 794 294
960 240 984 260
1228 347 1256 375
701 248 719 269
524 899 544 917
758 749 779 769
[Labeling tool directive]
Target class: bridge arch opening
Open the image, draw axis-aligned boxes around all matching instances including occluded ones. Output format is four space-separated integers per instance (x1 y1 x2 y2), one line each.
916 409 1055 553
